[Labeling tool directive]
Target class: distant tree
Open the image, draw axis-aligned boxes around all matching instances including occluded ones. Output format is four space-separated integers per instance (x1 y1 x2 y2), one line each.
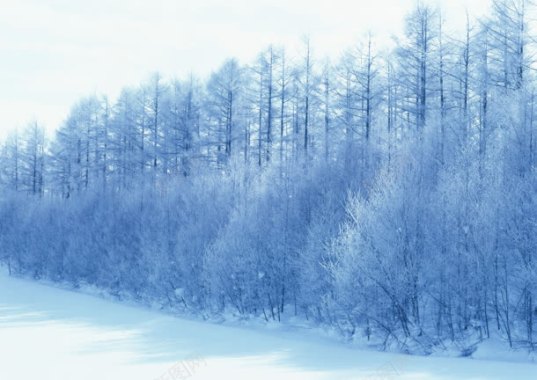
206 59 244 165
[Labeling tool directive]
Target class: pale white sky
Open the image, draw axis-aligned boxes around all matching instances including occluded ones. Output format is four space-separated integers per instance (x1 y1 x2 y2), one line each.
0 0 491 138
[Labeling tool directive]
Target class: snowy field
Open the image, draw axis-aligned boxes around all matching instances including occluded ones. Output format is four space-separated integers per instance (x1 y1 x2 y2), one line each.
0 273 535 380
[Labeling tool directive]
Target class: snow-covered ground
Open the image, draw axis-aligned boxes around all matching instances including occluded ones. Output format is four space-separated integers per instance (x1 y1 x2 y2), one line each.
0 273 535 380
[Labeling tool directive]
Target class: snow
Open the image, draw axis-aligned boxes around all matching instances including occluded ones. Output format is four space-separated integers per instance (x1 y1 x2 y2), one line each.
0 272 535 380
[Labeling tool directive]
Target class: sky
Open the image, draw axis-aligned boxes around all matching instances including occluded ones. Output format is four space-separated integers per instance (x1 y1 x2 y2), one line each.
0 0 492 138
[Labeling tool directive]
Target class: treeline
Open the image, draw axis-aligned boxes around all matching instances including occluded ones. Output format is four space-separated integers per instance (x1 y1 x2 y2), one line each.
1 0 536 352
